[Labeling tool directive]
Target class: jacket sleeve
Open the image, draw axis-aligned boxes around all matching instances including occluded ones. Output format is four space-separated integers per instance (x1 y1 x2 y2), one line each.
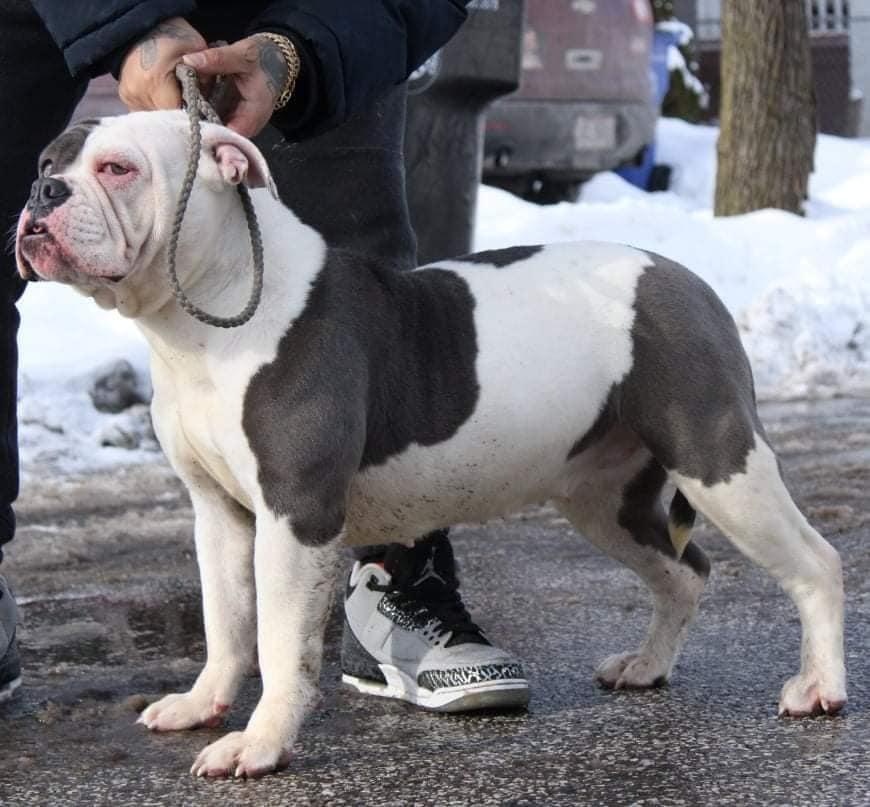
248 0 470 139
29 0 196 78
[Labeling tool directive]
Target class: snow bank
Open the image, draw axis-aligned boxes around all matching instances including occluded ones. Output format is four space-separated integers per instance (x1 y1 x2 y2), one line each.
16 118 870 471
475 119 870 401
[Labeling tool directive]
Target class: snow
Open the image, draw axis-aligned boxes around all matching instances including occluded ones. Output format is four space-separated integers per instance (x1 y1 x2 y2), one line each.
16 118 870 473
655 20 694 47
664 43 709 104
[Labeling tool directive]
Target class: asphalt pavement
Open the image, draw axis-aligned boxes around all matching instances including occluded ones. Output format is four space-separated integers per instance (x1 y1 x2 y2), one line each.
0 397 868 806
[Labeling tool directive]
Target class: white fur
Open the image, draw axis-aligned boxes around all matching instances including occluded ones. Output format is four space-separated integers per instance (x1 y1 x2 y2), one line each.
672 438 847 715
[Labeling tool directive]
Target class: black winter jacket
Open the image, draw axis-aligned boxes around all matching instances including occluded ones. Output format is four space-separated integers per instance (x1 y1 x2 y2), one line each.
29 0 469 138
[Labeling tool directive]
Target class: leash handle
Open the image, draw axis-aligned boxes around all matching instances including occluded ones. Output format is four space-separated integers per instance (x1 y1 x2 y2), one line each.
166 64 264 329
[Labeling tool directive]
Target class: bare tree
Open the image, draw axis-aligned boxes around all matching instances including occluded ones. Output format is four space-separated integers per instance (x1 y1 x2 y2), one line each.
715 0 816 216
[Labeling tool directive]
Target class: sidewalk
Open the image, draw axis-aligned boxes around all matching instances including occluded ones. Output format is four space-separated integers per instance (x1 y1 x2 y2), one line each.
1 398 869 806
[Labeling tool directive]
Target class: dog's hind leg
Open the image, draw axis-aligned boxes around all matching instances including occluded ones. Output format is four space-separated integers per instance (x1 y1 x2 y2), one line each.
606 252 845 714
556 450 710 690
671 435 846 716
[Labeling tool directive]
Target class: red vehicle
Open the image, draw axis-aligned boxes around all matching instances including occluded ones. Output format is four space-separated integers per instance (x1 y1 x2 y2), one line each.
483 0 657 203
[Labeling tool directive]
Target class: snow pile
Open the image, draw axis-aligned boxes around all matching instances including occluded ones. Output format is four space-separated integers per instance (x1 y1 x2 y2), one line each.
476 119 870 401
16 283 156 472
16 118 870 471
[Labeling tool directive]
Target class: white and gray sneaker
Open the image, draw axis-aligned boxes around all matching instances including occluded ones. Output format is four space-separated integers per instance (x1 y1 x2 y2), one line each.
341 545 529 712
0 574 21 703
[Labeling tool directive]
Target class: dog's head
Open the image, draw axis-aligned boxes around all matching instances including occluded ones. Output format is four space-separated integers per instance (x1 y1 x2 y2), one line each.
14 111 275 316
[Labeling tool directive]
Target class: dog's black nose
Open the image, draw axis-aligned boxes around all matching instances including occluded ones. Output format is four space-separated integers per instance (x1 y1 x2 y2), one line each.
27 176 71 214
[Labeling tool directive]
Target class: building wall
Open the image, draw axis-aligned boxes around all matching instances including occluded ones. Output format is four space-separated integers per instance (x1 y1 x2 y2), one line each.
692 0 865 136
696 0 721 40
852 0 870 135
695 0 853 41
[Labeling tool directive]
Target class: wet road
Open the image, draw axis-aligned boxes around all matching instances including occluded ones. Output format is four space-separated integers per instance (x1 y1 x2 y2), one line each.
0 398 868 806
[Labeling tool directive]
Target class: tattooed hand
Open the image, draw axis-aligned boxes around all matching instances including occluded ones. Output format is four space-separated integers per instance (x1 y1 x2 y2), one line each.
119 17 208 111
181 36 291 138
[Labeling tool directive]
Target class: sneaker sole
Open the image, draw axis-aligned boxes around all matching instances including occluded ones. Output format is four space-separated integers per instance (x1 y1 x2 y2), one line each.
0 676 21 703
0 629 21 704
342 664 530 713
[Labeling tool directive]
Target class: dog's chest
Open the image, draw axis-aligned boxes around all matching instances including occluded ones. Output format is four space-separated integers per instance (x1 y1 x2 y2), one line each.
151 350 261 510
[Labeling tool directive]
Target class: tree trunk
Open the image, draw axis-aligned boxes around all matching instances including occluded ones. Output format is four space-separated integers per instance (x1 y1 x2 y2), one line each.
714 0 816 217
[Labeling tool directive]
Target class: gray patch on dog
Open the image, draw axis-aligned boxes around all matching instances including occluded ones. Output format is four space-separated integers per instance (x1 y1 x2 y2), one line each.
243 249 479 546
617 252 767 486
566 389 618 460
38 119 99 176
564 251 762 566
453 245 543 268
618 458 710 577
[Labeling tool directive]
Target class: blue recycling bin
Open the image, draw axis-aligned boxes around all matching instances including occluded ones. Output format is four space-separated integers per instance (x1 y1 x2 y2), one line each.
615 28 679 191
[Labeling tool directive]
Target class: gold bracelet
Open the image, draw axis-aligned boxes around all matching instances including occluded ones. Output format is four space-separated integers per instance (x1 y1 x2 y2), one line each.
255 32 301 111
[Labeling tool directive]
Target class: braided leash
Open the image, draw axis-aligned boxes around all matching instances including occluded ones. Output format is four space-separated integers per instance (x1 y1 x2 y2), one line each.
167 64 264 328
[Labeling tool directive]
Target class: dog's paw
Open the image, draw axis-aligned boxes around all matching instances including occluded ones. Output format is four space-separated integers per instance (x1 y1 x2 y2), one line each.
779 673 847 717
137 692 230 731
190 730 292 779
595 652 669 690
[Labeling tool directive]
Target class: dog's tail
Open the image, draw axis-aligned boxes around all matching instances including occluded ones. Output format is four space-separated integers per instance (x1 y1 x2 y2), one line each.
667 489 696 559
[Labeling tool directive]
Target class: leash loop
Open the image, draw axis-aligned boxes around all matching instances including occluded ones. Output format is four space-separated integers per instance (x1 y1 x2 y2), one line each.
167 64 264 328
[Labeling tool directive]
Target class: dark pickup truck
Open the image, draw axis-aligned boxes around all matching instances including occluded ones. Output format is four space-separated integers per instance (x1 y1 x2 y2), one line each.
483 0 657 203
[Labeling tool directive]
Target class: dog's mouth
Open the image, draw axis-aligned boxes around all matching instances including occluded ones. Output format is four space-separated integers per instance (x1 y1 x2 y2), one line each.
16 223 53 282
17 220 124 284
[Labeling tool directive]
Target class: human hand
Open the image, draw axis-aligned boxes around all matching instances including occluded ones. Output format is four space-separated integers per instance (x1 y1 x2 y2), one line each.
119 17 208 111
182 35 291 138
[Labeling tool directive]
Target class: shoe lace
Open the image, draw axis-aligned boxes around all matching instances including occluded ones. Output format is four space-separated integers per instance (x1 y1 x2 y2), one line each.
367 575 485 644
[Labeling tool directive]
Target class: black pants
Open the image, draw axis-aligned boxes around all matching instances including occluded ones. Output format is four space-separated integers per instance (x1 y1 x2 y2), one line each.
0 1 89 553
0 1 449 566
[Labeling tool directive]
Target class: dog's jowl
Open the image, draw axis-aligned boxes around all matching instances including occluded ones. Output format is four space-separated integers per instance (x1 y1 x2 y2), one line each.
15 112 846 777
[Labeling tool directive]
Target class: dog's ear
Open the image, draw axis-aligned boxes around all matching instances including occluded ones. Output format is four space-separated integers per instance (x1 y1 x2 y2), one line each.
201 124 278 199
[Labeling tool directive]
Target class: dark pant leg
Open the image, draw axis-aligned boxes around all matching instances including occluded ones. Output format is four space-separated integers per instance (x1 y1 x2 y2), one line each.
254 85 417 271
0 0 88 558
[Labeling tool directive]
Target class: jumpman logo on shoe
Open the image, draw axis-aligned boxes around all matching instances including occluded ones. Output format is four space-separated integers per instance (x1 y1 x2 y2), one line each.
413 550 447 587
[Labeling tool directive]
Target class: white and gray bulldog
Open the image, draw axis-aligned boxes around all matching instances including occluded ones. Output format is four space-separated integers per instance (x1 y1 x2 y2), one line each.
15 111 846 778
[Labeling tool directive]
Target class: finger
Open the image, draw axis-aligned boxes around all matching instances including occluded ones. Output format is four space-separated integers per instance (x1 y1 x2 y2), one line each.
151 79 183 111
224 100 269 139
118 87 144 112
183 43 256 77
224 110 259 139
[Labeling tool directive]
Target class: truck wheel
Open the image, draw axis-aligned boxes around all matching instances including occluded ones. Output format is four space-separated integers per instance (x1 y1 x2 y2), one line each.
647 164 672 192
524 179 580 205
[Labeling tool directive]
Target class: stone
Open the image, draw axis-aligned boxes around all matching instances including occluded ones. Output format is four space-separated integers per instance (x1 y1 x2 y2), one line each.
89 359 148 414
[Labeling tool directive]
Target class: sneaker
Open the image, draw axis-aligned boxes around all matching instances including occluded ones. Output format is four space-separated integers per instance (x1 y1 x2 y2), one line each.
341 539 529 712
0 574 21 703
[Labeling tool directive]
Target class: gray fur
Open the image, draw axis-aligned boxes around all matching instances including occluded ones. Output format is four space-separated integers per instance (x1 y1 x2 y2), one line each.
569 253 764 485
621 252 766 485
564 251 762 570
37 119 98 175
617 458 710 577
242 248 479 546
453 245 543 267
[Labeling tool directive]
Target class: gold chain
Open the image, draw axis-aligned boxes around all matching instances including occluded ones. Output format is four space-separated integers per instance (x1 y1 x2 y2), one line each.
255 33 301 111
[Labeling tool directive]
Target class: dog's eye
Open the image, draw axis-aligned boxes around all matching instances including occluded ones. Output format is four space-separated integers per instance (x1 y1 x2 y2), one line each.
99 162 131 177
40 160 53 177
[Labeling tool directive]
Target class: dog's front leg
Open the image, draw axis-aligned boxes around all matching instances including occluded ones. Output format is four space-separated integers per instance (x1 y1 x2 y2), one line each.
190 509 341 778
139 483 256 730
